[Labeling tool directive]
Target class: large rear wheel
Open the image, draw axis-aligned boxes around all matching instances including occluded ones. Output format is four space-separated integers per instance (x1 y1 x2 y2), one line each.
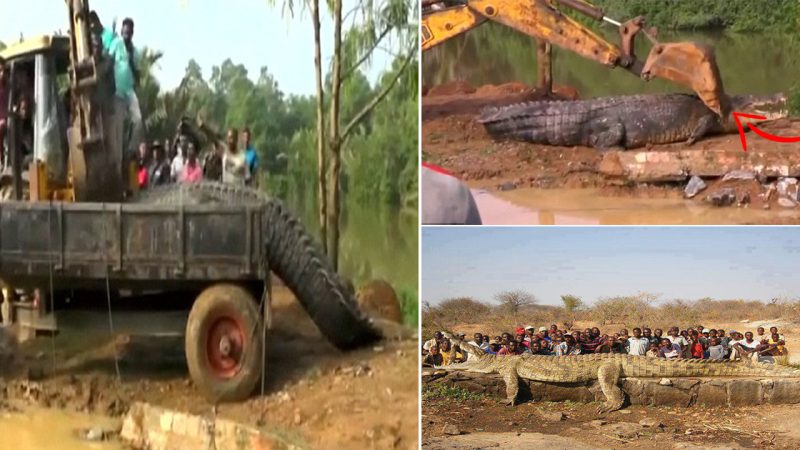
185 284 263 402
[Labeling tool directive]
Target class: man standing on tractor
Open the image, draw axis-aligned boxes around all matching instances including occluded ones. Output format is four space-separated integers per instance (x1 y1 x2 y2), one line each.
96 16 142 166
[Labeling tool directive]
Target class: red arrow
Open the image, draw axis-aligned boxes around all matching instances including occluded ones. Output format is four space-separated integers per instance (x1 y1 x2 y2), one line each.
733 112 800 152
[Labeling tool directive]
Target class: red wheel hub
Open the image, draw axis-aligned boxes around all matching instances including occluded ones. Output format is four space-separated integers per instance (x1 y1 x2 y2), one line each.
206 316 246 379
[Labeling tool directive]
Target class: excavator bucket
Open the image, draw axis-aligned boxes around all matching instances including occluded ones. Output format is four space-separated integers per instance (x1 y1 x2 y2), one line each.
641 42 728 117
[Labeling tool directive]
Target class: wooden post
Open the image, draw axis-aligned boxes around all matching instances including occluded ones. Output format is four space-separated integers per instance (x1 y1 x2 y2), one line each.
536 39 553 94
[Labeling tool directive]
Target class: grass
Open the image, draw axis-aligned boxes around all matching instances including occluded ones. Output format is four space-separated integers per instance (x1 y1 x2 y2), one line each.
399 287 419 327
790 86 800 117
422 383 485 402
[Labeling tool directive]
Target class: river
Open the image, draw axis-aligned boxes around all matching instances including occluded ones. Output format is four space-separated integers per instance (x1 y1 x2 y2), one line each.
422 24 800 96
292 199 419 324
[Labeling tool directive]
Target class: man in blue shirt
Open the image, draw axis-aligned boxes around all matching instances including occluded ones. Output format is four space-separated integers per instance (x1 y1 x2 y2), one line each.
242 127 258 187
100 17 142 161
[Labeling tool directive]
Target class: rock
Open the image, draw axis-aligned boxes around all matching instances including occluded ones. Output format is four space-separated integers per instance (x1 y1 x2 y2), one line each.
590 419 607 428
778 197 797 208
776 177 798 196
707 188 736 207
684 175 706 198
355 280 403 324
659 378 672 386
617 409 632 414
722 170 756 181
737 191 750 206
728 380 763 406
85 427 105 442
606 422 642 439
639 418 663 429
540 411 565 422
498 181 516 191
442 424 462 436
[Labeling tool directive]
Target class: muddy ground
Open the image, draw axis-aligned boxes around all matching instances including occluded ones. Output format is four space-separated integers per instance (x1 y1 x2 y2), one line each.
422 82 800 224
0 284 419 450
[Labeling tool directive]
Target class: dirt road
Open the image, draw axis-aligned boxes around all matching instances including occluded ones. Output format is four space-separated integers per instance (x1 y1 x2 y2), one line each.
1 285 419 450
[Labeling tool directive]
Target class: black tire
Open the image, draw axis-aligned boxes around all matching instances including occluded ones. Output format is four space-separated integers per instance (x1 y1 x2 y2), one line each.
185 283 263 403
137 183 382 350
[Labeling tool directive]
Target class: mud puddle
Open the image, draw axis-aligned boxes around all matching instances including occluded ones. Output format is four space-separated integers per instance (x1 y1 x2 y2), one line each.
474 187 798 225
0 404 122 449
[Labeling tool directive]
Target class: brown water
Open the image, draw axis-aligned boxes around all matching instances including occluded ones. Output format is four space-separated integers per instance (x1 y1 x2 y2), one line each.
474 187 800 225
0 405 123 450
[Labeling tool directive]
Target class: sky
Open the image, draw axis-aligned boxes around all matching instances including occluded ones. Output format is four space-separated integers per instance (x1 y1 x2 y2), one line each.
0 0 401 95
422 227 800 306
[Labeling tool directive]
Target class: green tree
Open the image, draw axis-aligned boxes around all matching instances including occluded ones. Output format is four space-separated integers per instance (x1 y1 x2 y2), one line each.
561 294 584 313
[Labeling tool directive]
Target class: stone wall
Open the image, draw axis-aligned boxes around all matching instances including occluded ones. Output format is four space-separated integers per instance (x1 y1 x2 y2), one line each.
423 372 800 407
121 402 296 450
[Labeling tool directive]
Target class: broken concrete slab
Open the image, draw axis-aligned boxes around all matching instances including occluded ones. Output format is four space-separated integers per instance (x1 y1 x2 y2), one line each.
121 402 297 450
423 432 608 449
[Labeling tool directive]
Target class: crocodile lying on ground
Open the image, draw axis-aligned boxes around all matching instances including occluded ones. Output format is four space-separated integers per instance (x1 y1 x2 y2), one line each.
436 332 800 414
477 93 787 150
136 182 383 349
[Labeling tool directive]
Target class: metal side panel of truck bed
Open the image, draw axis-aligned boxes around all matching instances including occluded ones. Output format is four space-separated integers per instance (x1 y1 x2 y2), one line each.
0 201 267 289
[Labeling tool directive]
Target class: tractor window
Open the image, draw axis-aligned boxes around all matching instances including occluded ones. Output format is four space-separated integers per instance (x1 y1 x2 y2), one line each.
34 53 68 185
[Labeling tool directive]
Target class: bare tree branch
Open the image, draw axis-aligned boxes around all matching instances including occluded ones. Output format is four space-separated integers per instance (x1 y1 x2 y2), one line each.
342 25 392 80
340 42 415 141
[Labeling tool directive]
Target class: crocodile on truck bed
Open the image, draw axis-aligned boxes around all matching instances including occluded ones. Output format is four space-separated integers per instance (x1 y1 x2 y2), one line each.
477 93 788 150
436 332 800 414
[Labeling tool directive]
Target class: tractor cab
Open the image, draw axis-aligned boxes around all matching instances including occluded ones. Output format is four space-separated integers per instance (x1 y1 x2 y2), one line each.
0 36 72 201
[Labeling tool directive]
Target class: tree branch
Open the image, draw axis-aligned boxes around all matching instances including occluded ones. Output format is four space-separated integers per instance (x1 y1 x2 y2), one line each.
340 43 415 141
342 25 392 80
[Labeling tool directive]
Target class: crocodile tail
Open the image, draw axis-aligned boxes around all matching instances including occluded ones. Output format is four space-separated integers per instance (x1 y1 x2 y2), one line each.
639 357 800 378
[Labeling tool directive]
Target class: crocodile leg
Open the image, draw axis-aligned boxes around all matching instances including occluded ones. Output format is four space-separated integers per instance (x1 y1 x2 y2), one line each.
685 114 717 146
596 362 625 414
501 367 520 406
589 121 625 150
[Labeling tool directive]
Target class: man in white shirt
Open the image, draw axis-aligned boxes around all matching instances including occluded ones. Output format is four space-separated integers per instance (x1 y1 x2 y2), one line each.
732 331 760 362
627 327 649 356
423 331 444 354
667 327 688 350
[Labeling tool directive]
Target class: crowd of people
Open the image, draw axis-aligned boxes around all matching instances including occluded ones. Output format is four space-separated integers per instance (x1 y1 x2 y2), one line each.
422 324 789 366
0 15 260 190
136 126 259 190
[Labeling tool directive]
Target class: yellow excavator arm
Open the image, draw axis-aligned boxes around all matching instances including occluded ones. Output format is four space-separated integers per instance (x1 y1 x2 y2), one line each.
422 0 728 116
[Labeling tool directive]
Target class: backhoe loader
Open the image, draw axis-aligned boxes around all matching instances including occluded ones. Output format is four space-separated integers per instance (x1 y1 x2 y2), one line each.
422 0 729 116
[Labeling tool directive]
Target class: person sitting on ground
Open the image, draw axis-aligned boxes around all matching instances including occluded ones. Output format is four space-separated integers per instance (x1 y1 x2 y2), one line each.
556 334 581 356
643 328 660 348
659 338 683 359
770 326 785 342
667 327 689 356
756 327 767 342
486 339 501 355
470 333 485 350
179 142 203 183
147 142 171 186
422 331 444 355
646 343 660 358
498 340 521 356
732 331 760 361
690 330 705 359
627 327 649 356
707 337 725 361
422 344 443 367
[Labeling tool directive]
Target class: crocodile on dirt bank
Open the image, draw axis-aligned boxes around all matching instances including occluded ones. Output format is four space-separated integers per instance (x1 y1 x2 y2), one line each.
436 332 800 414
478 93 788 150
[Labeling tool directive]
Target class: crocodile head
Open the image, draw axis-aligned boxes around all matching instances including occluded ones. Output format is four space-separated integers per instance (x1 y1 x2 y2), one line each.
726 92 789 126
438 331 498 373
